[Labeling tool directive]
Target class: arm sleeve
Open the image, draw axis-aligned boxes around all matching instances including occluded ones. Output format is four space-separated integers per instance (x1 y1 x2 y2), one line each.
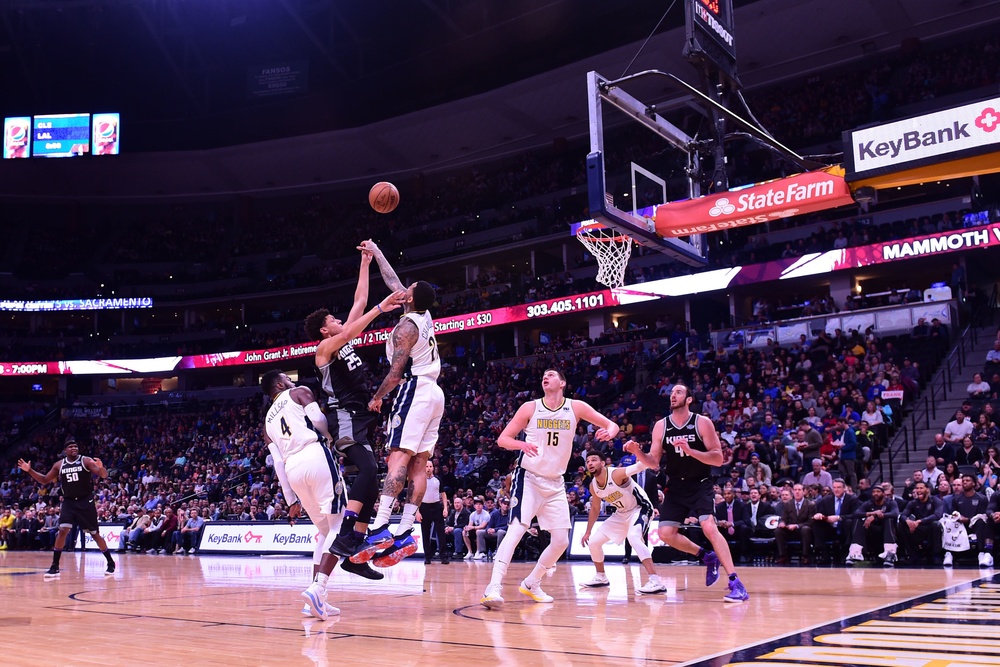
267 443 298 505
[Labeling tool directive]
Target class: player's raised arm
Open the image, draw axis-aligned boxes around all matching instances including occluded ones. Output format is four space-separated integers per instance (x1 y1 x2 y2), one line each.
345 250 374 324
369 318 418 412
497 402 538 456
358 239 405 292
330 290 406 350
290 386 334 444
571 400 620 442
17 459 60 485
615 441 649 484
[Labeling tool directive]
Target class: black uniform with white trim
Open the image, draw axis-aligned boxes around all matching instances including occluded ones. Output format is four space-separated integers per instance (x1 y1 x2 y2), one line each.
58 455 100 532
658 413 715 525
318 342 377 452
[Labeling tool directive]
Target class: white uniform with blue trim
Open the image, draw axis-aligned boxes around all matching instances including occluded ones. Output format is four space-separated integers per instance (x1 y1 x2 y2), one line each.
265 389 346 518
385 310 445 455
591 466 654 549
509 398 577 531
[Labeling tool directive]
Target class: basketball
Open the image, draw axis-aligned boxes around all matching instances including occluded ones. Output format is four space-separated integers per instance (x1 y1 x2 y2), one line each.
369 181 400 214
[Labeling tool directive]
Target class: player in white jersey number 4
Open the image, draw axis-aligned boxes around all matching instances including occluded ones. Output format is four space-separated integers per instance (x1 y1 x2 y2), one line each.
481 369 619 609
580 441 666 594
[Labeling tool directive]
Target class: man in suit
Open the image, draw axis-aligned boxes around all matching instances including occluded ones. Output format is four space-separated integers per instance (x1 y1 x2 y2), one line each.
714 488 750 562
811 478 859 564
846 484 899 566
775 483 815 564
744 488 775 538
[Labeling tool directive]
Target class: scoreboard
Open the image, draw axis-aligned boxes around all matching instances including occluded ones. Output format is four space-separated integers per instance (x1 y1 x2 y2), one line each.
32 113 91 157
684 0 737 83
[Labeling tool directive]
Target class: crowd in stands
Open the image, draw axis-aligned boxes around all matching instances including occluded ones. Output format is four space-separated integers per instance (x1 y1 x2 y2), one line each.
6 310 992 568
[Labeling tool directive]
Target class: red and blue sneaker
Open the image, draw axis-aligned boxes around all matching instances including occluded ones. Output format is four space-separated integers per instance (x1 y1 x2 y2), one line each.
348 526 395 564
372 529 418 568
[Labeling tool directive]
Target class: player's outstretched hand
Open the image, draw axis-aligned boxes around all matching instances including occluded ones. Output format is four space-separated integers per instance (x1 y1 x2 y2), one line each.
360 249 373 266
357 239 380 255
623 440 641 454
521 441 539 457
368 397 383 413
288 500 302 525
594 428 613 442
379 290 408 313
17 459 30 472
92 458 104 470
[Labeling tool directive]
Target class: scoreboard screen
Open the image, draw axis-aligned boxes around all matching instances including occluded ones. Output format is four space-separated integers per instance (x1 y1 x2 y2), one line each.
32 113 90 158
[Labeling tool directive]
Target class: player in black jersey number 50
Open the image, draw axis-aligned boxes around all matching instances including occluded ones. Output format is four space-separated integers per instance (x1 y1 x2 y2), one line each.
18 436 117 579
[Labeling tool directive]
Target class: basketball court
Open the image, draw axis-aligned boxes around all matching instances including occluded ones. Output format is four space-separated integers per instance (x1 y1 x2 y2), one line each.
1 551 995 666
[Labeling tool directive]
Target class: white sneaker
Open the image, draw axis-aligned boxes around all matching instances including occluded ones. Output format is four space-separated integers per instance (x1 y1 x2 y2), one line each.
582 573 610 588
464 552 474 560
943 552 953 567
474 552 487 560
978 552 994 568
845 544 864 565
519 578 554 603
301 583 328 621
480 583 504 610
637 575 667 594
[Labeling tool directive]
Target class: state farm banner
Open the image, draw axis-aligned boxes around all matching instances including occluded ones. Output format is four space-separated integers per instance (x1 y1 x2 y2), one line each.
654 168 855 237
846 96 1000 180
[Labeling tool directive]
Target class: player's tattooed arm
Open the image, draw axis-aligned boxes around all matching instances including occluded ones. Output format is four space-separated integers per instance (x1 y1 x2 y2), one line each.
359 240 405 292
370 320 418 408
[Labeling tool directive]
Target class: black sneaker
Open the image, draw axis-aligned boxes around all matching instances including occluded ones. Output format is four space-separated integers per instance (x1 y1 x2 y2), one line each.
329 531 363 559
44 566 60 580
105 561 116 576
340 558 385 580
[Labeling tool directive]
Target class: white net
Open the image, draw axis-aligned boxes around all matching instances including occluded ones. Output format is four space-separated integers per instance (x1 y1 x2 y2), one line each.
576 227 633 289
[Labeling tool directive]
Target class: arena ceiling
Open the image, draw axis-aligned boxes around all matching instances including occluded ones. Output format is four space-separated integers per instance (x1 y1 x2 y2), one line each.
0 0 998 198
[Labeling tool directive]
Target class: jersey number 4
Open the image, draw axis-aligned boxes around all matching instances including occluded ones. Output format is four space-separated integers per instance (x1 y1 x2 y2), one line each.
280 416 292 437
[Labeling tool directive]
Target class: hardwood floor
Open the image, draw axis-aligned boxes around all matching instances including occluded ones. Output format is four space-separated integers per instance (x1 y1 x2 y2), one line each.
0 550 990 667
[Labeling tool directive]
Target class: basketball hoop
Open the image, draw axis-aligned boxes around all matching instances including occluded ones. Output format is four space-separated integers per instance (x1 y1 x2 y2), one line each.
576 226 633 289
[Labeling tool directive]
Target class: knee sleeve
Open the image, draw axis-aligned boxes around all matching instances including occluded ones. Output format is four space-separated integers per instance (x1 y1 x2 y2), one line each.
538 528 569 569
344 445 379 522
313 516 332 566
626 524 652 561
588 531 611 563
494 521 528 565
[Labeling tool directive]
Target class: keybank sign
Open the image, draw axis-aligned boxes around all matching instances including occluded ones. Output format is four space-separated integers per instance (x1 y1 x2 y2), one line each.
847 96 1000 177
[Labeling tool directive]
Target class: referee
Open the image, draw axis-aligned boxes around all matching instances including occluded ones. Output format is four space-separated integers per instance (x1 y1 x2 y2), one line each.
420 460 449 564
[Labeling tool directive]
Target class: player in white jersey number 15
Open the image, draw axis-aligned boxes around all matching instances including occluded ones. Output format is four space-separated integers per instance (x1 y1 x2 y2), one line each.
481 368 619 609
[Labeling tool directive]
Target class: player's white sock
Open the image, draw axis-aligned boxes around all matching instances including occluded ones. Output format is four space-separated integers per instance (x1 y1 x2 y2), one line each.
315 572 329 587
374 495 395 527
398 504 419 533
489 559 509 588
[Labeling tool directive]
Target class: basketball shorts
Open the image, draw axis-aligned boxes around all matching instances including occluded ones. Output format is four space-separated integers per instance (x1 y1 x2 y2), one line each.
598 506 652 546
509 468 571 531
328 406 376 452
658 478 715 526
386 376 444 456
60 497 100 533
284 442 347 519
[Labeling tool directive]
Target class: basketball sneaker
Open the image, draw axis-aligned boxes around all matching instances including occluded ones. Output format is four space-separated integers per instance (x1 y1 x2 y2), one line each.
372 529 417 568
943 552 953 567
703 551 720 586
340 558 384 580
480 583 504 610
329 531 363 559
979 552 994 568
301 601 340 618
301 583 329 621
581 573 610 588
723 577 749 603
637 575 667 594
104 561 116 576
349 526 395 564
519 578 554 603
845 544 865 565
43 566 60 580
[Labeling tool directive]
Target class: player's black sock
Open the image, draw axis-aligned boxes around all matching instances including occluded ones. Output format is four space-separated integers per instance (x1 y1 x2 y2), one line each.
339 510 358 537
695 547 706 561
52 549 62 567
102 549 114 565
729 573 738 581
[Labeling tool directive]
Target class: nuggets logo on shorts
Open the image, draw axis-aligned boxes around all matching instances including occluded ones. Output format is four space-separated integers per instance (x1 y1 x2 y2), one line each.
509 496 518 508
391 414 402 429
335 480 345 495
